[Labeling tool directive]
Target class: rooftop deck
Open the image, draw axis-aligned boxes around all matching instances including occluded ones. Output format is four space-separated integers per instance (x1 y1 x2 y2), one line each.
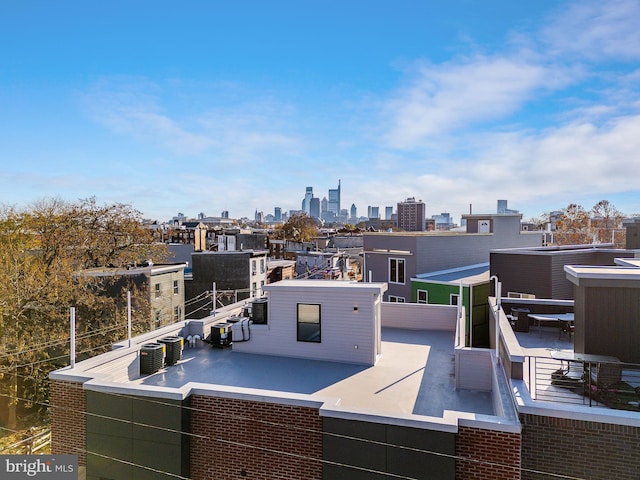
55 327 495 425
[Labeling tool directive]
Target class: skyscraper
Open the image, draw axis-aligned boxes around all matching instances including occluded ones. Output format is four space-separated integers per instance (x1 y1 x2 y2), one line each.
328 180 341 216
397 197 426 231
310 197 320 219
302 187 314 214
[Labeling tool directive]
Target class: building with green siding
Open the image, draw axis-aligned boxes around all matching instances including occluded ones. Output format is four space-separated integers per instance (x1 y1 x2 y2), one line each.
411 263 490 347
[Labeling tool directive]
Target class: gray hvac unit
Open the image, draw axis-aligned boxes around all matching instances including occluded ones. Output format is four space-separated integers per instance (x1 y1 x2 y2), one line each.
140 343 165 375
159 336 183 366
251 298 268 325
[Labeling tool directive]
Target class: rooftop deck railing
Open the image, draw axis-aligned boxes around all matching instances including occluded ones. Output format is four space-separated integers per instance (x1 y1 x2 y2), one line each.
527 355 640 411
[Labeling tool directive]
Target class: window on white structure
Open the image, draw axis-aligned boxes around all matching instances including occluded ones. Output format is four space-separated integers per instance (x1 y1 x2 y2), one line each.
450 294 460 306
173 280 179 294
297 303 321 342
417 290 428 304
154 283 161 298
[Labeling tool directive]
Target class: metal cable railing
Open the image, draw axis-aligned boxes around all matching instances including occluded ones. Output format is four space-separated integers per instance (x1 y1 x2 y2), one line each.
527 356 640 411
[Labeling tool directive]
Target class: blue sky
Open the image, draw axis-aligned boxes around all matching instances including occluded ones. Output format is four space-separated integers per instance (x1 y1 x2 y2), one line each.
1 0 639 222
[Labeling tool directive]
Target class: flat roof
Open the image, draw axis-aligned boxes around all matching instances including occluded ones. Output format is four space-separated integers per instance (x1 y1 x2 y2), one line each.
52 327 494 428
263 279 388 292
415 263 490 284
565 265 640 284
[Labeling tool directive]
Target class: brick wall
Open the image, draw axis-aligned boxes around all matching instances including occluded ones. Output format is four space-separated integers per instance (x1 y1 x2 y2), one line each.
50 379 86 465
456 426 521 480
190 395 322 480
520 414 640 480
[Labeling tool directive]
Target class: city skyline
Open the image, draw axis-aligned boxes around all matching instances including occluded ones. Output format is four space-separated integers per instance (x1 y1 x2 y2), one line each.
1 1 639 222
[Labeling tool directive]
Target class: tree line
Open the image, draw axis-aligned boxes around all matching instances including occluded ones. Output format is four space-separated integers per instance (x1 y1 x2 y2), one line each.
0 198 167 429
528 200 631 247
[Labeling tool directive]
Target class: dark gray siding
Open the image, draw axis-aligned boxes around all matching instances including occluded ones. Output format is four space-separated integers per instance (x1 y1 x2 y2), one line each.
323 417 455 480
493 248 638 301
185 251 253 317
575 286 640 363
491 253 552 298
86 391 190 480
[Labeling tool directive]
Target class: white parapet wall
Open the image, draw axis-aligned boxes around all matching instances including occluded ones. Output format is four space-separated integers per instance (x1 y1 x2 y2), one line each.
381 302 457 331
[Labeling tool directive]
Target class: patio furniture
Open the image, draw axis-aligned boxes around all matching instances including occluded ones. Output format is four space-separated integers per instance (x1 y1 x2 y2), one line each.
528 313 574 338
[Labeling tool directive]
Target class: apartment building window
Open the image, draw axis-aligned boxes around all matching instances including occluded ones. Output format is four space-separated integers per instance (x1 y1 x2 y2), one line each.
154 283 161 298
389 258 405 284
417 290 428 304
252 260 257 275
252 282 257 297
173 280 179 294
260 258 265 274
297 303 321 343
173 306 181 322
450 294 460 306
388 295 405 303
154 311 161 328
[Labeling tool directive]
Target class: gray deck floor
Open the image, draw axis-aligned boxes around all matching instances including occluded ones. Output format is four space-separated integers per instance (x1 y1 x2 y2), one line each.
131 327 494 418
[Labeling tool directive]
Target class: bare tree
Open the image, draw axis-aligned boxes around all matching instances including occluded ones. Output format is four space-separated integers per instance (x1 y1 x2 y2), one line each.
591 200 626 247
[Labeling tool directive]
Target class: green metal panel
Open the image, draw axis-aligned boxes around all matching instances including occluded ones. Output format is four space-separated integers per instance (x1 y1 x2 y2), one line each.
412 279 492 347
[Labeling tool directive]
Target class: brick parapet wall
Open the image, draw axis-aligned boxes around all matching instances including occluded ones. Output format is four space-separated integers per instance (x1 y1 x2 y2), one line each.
49 379 86 465
456 426 521 480
520 413 640 480
190 395 322 480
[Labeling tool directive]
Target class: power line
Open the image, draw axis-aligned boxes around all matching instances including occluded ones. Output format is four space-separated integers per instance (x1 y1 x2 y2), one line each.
0 387 591 480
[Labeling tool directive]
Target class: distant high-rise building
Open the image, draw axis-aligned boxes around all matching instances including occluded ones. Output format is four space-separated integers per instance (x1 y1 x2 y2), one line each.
350 204 357 222
310 197 320 219
367 206 380 219
254 209 264 223
221 210 229 219
303 187 313 214
397 197 426 231
321 196 328 213
274 207 282 222
385 206 393 220
328 180 341 216
432 212 454 230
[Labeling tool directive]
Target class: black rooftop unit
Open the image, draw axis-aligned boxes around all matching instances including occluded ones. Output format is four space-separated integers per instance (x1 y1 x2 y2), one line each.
140 343 165 375
210 323 232 348
159 336 183 366
251 298 268 325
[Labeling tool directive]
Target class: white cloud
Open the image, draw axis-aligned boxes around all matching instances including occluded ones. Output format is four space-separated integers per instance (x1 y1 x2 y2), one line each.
80 78 305 161
542 0 640 61
450 113 640 211
382 55 567 149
